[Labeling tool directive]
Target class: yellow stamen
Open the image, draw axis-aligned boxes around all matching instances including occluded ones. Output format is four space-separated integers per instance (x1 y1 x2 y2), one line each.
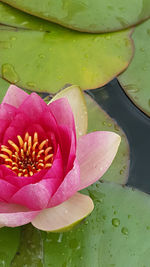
45 163 52 168
0 132 53 177
1 147 12 157
23 142 27 152
8 140 19 153
45 154 53 162
0 154 9 160
17 135 24 148
5 158 13 164
45 147 52 156
33 132 38 143
24 132 29 142
39 140 48 150
37 150 44 157
32 142 38 151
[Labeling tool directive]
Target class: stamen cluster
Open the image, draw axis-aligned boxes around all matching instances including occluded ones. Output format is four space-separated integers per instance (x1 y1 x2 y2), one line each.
0 132 53 177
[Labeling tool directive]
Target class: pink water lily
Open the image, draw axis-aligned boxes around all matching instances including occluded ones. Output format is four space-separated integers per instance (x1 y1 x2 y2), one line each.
0 84 121 231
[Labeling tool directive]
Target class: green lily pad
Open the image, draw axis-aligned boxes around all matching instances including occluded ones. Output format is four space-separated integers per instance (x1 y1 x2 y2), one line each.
11 224 43 267
85 93 129 184
43 182 150 267
118 19 150 117
0 227 20 266
1 0 150 33
0 25 133 93
0 2 63 32
0 77 10 101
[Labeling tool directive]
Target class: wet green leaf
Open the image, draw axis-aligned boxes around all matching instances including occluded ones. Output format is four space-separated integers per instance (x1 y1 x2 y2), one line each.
43 182 150 267
0 25 133 93
118 19 150 116
85 94 129 184
0 77 10 102
1 0 150 33
0 2 63 32
11 224 43 267
0 227 20 267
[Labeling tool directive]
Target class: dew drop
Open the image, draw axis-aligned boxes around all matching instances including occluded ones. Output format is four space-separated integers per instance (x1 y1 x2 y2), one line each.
121 227 128 235
2 63 19 83
27 82 36 87
10 36 16 41
140 47 145 52
120 169 124 175
57 233 63 243
112 218 120 227
102 121 107 126
39 54 45 59
114 124 120 131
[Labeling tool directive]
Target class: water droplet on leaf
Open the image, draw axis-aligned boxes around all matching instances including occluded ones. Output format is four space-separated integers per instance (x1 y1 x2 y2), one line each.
112 218 120 227
2 64 19 83
121 227 128 235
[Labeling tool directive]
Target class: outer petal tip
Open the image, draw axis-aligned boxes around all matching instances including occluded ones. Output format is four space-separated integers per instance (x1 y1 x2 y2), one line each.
2 85 28 108
77 131 121 190
50 85 88 138
32 193 94 232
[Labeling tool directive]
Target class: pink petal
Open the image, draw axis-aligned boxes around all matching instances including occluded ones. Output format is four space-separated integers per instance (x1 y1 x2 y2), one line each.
48 159 80 208
2 85 28 107
77 131 121 190
48 98 76 135
50 85 88 138
0 104 17 142
32 192 94 232
10 179 60 210
19 93 47 122
0 202 39 227
58 125 76 173
2 112 30 145
44 145 64 180
1 165 48 188
0 179 17 201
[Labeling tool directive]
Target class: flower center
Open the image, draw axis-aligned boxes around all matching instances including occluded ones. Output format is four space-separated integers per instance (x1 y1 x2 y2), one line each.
0 132 53 177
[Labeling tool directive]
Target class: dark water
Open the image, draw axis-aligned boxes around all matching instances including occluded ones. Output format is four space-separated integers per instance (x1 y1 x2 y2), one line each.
87 79 150 194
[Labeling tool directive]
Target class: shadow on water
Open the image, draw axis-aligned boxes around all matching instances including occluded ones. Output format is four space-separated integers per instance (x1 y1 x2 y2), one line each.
87 79 150 194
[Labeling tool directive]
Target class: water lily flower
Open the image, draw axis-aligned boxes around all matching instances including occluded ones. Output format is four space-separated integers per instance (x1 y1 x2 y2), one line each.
0 84 121 232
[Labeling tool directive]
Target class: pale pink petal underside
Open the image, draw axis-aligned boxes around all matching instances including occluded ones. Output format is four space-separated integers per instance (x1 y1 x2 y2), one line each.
48 159 80 208
50 85 88 138
0 202 39 227
2 85 28 107
77 131 121 190
32 192 94 232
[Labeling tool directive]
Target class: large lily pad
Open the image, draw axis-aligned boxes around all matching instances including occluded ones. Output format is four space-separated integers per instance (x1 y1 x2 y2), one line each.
118 19 150 117
11 225 43 267
0 25 133 93
85 93 129 184
0 2 63 32
1 0 150 33
0 227 20 266
43 182 150 267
